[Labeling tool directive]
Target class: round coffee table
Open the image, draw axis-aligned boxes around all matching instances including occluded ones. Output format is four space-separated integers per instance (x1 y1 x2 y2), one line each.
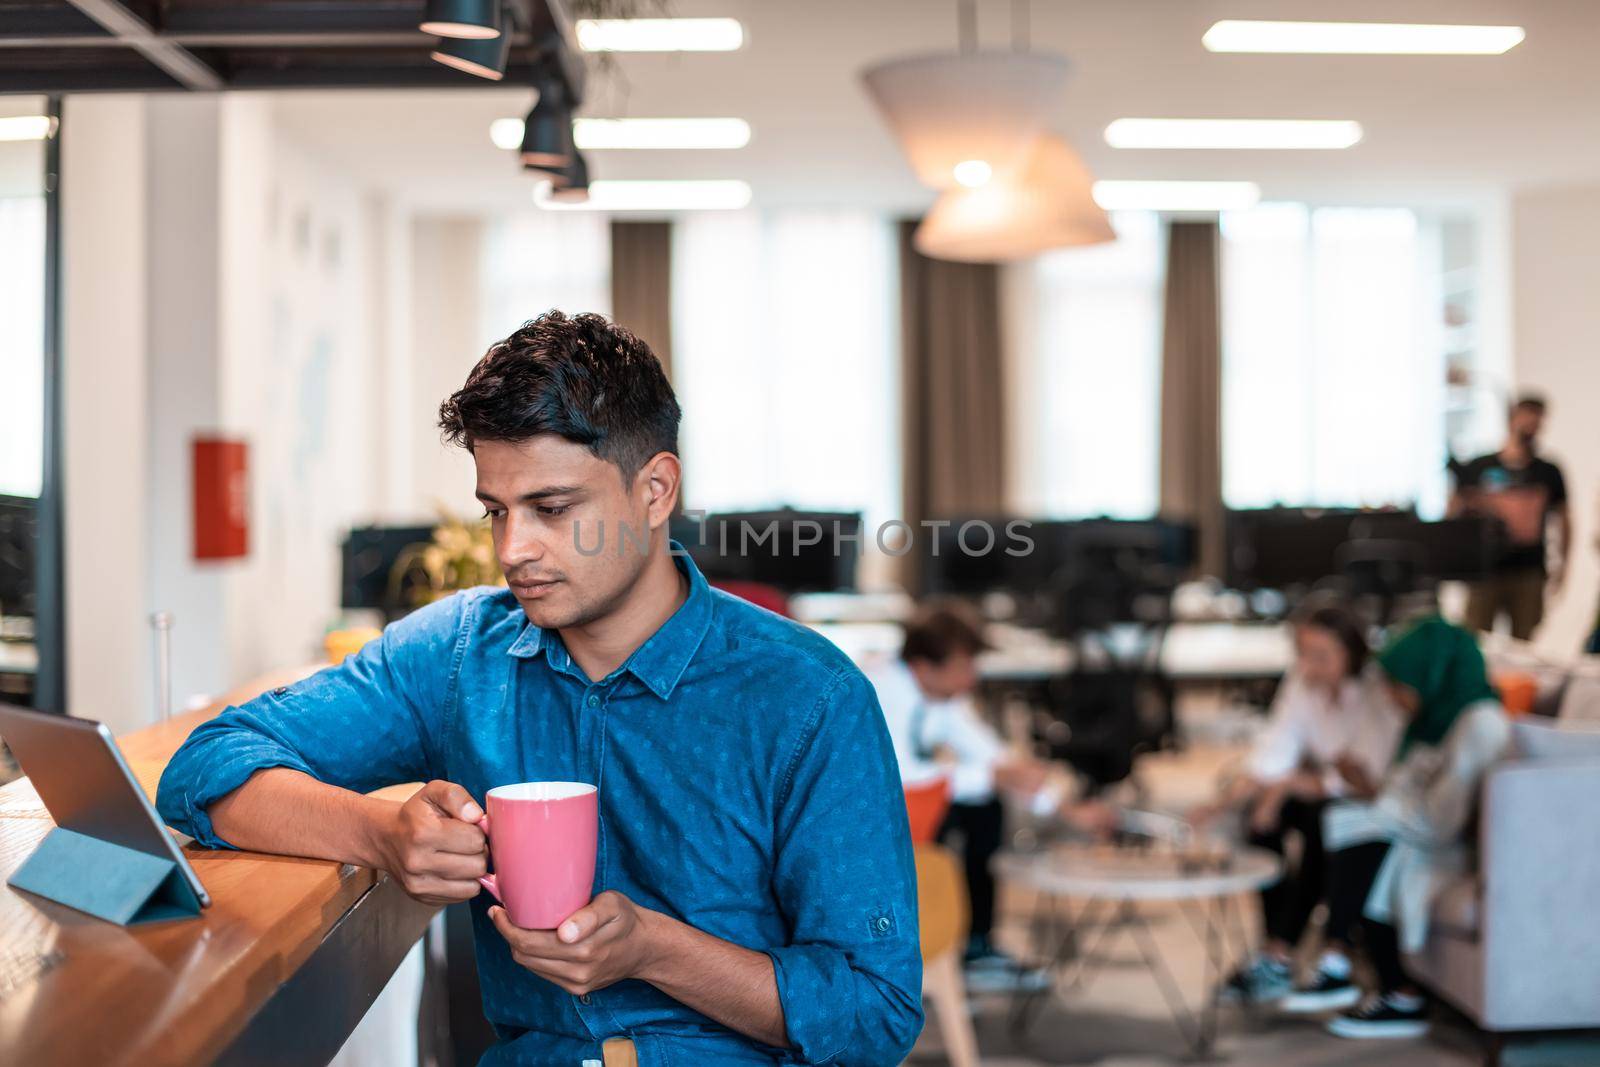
995 844 1282 1061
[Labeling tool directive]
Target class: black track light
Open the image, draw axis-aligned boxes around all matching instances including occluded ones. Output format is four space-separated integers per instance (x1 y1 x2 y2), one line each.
546 152 590 203
431 29 510 79
421 0 500 40
520 81 574 173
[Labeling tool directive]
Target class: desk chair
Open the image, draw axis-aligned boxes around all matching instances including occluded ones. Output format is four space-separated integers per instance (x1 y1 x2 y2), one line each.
916 843 980 1067
1042 540 1178 787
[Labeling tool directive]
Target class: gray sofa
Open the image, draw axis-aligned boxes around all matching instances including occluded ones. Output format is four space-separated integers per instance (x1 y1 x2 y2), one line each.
1404 666 1600 1036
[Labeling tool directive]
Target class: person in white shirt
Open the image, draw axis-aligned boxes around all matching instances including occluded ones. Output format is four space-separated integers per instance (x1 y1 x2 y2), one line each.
867 602 1114 986
1201 601 1401 1006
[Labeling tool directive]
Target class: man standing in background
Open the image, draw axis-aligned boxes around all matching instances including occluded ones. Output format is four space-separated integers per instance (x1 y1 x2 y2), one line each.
1451 393 1570 640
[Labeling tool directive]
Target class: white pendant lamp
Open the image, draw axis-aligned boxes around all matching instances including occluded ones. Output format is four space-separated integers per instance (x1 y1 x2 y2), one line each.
914 134 1114 262
860 49 1071 189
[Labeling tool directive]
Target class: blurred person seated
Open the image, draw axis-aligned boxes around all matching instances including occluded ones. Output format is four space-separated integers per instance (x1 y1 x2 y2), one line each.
1196 601 1402 1006
1281 617 1510 1039
1450 393 1570 641
867 601 1116 992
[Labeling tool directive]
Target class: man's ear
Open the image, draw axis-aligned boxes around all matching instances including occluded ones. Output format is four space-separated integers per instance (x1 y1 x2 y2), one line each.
637 451 682 529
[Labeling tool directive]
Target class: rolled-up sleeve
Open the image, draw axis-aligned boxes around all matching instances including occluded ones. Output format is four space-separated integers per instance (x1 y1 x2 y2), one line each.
766 669 924 1065
155 592 469 849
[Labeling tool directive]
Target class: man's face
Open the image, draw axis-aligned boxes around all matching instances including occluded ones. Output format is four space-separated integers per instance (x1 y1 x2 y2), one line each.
909 651 981 702
1509 406 1544 446
474 435 663 630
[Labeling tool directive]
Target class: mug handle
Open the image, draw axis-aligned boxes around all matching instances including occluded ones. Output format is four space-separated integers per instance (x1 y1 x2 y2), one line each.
475 814 498 900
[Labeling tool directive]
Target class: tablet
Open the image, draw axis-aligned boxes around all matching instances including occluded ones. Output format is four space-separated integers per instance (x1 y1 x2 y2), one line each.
0 702 211 908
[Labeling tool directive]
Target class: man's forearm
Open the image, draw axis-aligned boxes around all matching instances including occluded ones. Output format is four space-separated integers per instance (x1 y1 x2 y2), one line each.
637 910 790 1049
207 766 398 869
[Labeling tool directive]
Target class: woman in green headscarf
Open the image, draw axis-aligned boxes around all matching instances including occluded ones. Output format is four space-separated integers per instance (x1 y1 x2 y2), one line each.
1281 617 1510 1041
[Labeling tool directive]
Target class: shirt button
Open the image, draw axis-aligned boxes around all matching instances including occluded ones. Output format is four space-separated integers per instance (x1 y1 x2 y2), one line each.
875 916 891 933
579 993 592 1005
586 694 599 707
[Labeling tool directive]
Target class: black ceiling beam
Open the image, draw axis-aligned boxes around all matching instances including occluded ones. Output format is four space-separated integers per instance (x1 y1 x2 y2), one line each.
0 31 536 49
157 1 429 36
63 0 224 89
0 3 110 36
224 59 551 90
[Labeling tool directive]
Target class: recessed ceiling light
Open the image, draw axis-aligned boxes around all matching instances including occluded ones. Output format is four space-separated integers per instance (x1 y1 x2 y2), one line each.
573 118 750 150
1091 180 1261 212
575 18 744 53
1202 20 1525 55
0 115 54 142
952 159 993 187
1105 118 1363 150
534 179 752 211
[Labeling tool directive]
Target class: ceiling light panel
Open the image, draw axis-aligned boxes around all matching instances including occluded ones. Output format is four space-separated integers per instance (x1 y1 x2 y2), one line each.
1202 20 1525 55
576 18 744 52
1105 118 1363 150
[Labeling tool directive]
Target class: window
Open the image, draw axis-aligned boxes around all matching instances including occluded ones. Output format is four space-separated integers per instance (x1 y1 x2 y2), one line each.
671 210 900 532
0 193 45 498
1221 204 1446 515
1004 210 1164 518
479 211 611 347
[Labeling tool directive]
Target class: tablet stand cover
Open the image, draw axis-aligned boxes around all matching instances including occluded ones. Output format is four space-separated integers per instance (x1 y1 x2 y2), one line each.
7 827 203 925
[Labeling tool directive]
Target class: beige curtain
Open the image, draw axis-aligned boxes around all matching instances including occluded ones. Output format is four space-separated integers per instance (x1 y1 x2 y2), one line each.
899 220 1007 585
1159 219 1225 577
609 220 673 379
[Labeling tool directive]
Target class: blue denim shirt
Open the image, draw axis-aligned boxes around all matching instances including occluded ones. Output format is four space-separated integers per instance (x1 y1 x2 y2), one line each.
156 551 923 1066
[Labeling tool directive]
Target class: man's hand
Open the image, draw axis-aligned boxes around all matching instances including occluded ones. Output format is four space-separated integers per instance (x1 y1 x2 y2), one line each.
372 779 488 906
1248 785 1287 836
489 890 660 996
1333 753 1379 800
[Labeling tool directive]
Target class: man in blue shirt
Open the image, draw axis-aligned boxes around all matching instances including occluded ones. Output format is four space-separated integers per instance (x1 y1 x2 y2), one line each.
156 311 923 1066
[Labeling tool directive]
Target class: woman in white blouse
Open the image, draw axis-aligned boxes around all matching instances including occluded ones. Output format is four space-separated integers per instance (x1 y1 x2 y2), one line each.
1208 601 1402 1006
1306 616 1510 1040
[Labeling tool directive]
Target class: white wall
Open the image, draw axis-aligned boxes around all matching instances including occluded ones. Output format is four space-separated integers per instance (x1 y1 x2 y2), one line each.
1511 182 1600 658
58 94 452 727
60 96 153 735
408 216 485 520
218 96 388 682
145 96 232 707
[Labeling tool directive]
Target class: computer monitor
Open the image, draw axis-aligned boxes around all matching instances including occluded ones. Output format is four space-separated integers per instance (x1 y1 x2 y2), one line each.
0 494 37 618
919 516 1195 598
339 524 437 620
1224 508 1374 591
673 509 862 593
1354 513 1504 582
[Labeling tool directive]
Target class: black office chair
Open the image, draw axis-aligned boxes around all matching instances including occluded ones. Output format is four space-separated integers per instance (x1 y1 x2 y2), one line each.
1335 537 1429 629
1038 533 1179 789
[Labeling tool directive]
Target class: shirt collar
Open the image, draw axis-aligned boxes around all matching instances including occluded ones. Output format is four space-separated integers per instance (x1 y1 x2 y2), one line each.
506 542 715 701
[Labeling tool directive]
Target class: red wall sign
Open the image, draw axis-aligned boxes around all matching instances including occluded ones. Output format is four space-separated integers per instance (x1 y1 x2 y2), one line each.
192 437 249 561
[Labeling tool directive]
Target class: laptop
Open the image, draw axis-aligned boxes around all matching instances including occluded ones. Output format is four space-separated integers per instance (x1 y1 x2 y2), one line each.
0 702 212 908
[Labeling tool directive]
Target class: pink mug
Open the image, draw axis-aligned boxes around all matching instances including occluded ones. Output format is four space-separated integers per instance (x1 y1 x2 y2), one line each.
475 781 599 929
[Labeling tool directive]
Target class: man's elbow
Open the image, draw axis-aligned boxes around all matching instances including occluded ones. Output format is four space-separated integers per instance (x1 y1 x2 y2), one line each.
851 982 925 1064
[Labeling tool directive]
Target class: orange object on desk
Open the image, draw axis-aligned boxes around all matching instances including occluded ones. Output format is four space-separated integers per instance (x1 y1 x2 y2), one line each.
904 775 951 844
1494 671 1538 718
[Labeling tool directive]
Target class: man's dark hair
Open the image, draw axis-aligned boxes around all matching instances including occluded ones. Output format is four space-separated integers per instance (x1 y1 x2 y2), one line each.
900 601 990 665
1290 598 1370 678
438 310 680 478
1511 392 1547 418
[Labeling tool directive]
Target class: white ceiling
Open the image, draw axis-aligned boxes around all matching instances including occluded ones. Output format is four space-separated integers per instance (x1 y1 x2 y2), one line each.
270 0 1600 215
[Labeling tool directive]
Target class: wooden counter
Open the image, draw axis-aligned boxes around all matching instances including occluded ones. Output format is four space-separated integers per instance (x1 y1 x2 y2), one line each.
0 668 437 1066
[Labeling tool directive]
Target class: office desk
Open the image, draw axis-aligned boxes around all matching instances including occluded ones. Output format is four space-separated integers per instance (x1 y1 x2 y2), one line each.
0 667 437 1067
0 642 36 675
810 620 1292 684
